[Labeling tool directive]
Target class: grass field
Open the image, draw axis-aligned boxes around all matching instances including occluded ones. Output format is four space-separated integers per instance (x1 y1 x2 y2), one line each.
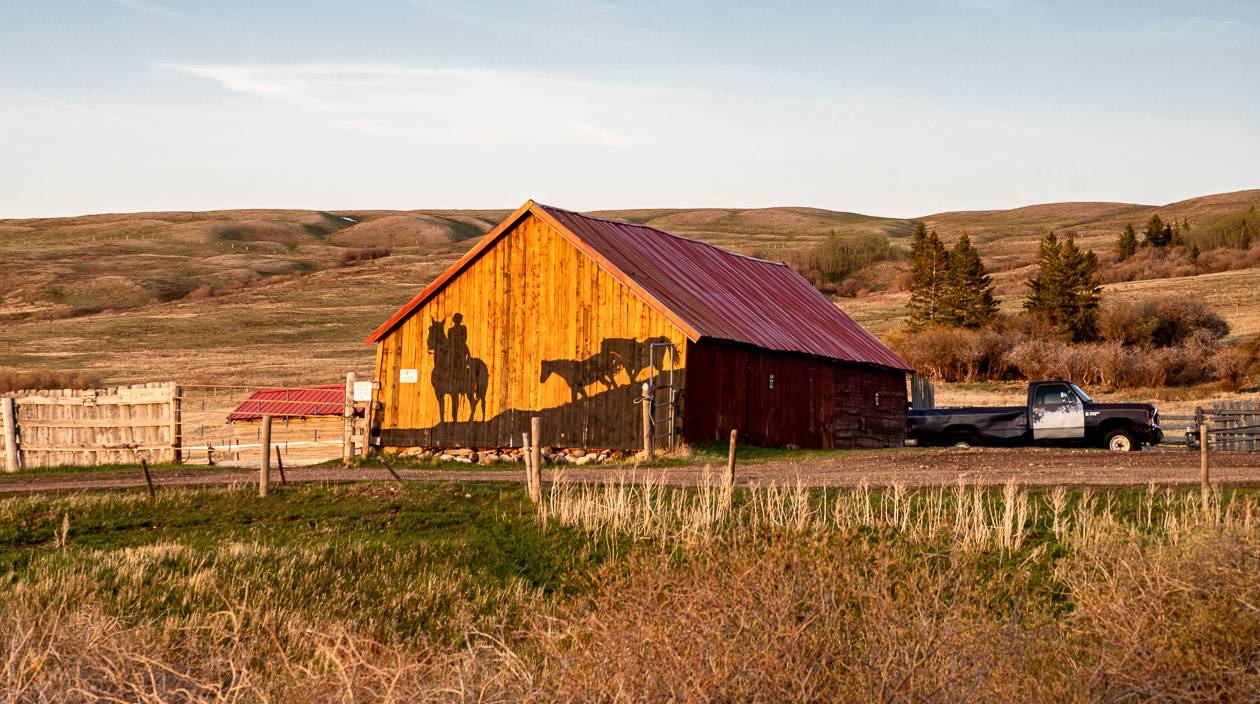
3 479 1258 701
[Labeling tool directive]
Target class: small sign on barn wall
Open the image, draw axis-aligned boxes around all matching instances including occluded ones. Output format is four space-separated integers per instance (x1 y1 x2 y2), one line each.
399 368 419 384
352 381 374 402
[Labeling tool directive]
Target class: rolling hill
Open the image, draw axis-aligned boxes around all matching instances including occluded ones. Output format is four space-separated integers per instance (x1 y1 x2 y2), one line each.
0 189 1257 385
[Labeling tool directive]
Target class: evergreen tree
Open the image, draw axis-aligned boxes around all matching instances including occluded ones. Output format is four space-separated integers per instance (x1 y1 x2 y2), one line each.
906 224 950 328
1025 233 1101 341
940 233 998 328
1143 214 1172 247
1170 220 1185 247
1025 233 1064 322
1058 237 1102 341
1115 223 1137 260
1188 241 1201 263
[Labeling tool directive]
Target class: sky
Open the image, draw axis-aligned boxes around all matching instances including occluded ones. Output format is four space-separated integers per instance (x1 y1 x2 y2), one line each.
2 0 1258 218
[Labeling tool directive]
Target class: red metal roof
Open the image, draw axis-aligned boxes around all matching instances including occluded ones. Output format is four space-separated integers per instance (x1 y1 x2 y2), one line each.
227 385 345 421
366 201 910 371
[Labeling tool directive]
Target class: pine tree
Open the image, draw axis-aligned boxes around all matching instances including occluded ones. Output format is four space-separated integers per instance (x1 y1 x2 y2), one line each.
1170 220 1185 248
1057 237 1102 341
906 224 950 328
1025 233 1064 322
1188 241 1201 263
1025 233 1101 341
940 233 998 328
1144 214 1172 247
1115 223 1137 261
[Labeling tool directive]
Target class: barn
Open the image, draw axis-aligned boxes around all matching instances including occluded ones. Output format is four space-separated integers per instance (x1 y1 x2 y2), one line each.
364 201 911 451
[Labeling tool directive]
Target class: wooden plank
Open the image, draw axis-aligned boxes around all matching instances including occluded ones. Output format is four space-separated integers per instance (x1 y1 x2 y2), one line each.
14 419 175 429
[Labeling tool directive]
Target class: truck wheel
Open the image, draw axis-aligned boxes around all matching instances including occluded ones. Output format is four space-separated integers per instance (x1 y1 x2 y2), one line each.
946 432 978 449
1104 428 1139 452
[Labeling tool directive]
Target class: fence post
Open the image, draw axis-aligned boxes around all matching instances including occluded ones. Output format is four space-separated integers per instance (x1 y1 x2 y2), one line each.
342 372 356 466
529 417 542 504
1200 422 1210 512
522 431 534 499
641 382 654 461
726 429 738 488
170 384 183 464
260 414 272 498
2 397 17 473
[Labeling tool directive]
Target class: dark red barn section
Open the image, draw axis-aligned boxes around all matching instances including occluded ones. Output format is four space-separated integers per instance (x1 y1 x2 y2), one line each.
684 341 907 449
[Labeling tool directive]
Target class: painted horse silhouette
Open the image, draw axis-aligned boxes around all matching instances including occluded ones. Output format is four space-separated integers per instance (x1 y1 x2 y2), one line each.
540 337 679 404
427 316 488 423
540 351 621 403
600 336 677 381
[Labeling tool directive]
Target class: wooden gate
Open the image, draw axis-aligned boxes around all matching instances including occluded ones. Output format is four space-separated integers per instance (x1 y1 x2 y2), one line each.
1206 401 1260 452
1 382 180 470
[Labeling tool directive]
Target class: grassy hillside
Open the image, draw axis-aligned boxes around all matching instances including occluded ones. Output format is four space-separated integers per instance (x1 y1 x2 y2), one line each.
1 189 1258 386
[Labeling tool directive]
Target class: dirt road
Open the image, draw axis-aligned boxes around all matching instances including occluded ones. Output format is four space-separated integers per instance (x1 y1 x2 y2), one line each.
3 447 1260 495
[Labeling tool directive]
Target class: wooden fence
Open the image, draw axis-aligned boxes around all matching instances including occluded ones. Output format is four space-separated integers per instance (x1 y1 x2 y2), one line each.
1162 400 1260 452
1 383 180 470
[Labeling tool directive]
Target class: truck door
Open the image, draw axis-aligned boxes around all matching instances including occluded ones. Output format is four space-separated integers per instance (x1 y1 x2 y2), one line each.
1031 383 1085 441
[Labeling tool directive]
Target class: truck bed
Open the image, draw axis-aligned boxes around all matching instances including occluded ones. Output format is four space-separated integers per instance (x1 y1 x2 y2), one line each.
907 406 1029 444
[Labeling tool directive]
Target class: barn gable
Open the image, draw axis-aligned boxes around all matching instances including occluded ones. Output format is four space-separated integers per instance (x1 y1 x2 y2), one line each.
368 200 909 373
372 210 688 449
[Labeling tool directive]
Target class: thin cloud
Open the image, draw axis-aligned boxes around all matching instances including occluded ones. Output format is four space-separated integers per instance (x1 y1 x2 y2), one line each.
21 92 153 130
159 62 654 147
108 0 185 19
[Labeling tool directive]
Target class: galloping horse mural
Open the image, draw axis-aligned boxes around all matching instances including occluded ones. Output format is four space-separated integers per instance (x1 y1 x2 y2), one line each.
427 314 488 423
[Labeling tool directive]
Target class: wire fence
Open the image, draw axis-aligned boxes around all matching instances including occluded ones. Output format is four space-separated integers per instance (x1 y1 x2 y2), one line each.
178 385 347 467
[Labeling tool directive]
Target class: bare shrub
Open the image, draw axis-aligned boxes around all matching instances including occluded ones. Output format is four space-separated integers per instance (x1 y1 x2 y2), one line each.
1100 299 1229 347
1211 346 1254 392
893 270 913 291
1003 338 1063 380
0 369 102 393
1092 341 1136 390
336 246 391 266
834 277 872 298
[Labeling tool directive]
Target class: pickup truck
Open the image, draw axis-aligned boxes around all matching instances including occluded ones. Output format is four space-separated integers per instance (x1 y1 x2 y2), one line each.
907 380 1162 451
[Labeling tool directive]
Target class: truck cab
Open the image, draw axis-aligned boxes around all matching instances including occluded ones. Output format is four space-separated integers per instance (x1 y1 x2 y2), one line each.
907 380 1162 451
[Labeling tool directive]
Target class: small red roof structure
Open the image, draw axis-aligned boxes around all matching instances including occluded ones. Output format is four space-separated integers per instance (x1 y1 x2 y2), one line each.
227 385 345 422
366 200 909 371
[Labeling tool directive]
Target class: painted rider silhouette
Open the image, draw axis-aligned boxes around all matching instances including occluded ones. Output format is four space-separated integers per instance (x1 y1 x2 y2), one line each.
448 313 471 371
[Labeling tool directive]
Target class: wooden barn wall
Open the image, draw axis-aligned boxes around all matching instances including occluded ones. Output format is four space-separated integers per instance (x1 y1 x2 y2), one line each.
683 341 906 449
374 213 688 449
832 363 907 449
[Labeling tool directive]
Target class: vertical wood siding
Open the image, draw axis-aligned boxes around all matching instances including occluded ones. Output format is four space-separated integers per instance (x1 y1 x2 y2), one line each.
683 341 906 449
374 213 688 449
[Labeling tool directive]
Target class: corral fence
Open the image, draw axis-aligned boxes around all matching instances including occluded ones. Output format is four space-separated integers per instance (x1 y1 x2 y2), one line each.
2 376 375 472
1 383 180 469
1160 400 1260 452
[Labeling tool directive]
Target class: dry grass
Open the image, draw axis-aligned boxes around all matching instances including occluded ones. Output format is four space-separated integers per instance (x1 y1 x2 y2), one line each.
4 478 1258 701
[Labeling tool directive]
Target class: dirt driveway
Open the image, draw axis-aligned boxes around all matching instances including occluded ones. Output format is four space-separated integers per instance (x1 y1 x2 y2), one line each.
3 447 1260 495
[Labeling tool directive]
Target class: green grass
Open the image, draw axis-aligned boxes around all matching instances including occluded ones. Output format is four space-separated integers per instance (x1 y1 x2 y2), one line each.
0 482 617 644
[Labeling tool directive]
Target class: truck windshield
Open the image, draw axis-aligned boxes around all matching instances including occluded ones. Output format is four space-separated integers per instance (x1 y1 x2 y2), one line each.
1069 383 1092 403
